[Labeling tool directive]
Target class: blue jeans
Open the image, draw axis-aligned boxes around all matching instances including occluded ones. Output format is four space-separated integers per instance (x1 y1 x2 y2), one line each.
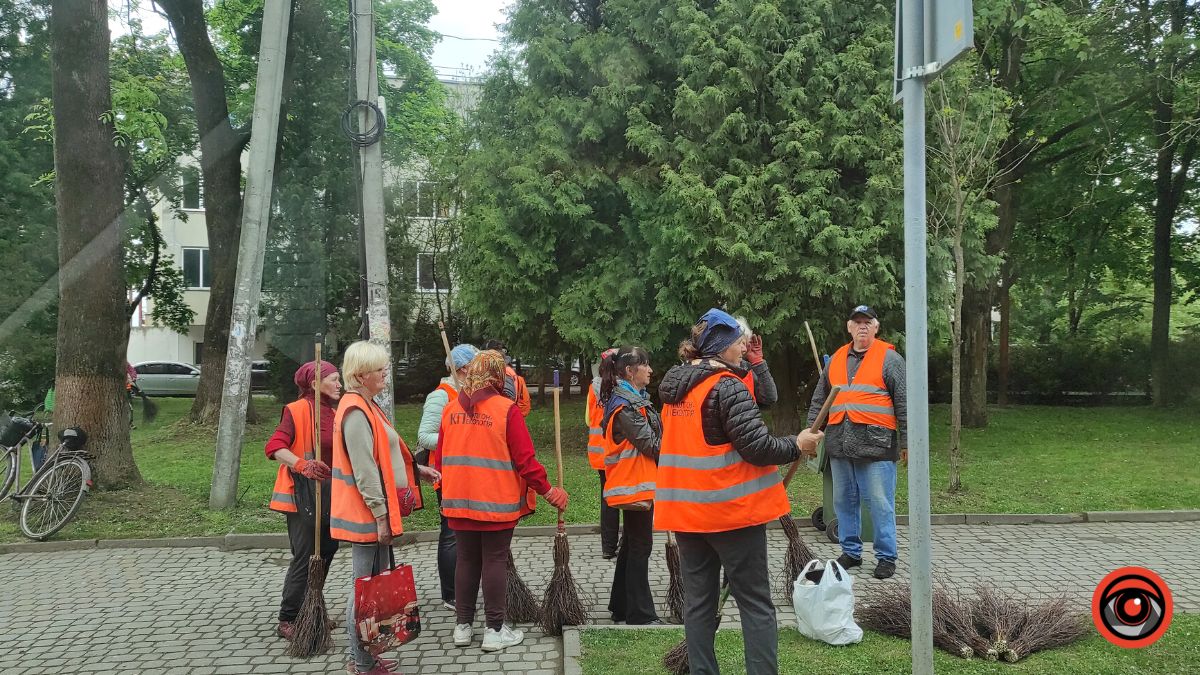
829 458 897 562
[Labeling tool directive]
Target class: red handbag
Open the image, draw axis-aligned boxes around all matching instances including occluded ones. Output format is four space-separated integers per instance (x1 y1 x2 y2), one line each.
354 547 421 654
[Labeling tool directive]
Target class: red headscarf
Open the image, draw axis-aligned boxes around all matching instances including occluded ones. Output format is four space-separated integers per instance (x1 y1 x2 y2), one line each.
294 360 339 399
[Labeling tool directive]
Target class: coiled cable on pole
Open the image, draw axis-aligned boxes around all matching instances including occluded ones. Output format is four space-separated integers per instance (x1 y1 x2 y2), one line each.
341 99 386 147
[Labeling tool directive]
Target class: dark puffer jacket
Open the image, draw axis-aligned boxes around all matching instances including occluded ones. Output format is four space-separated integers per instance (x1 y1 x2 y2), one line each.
658 360 798 467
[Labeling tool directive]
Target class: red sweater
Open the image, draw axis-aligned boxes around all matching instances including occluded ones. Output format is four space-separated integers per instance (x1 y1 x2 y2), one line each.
434 387 550 531
264 395 336 465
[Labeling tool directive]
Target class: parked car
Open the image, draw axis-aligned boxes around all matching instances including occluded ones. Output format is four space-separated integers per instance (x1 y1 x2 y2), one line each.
516 357 582 387
133 361 201 396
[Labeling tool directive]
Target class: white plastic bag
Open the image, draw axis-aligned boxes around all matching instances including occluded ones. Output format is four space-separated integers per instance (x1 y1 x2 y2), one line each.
792 559 864 645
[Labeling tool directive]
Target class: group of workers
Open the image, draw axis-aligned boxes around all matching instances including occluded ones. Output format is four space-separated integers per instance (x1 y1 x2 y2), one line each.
264 305 906 675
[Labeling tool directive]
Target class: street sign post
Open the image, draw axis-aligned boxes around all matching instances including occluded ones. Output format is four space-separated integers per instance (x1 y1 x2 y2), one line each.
895 0 973 673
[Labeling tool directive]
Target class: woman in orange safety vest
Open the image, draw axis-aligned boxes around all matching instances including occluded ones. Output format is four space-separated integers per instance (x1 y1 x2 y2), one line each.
657 308 823 675
587 348 620 558
264 360 341 643
599 345 662 625
332 341 437 675
435 350 570 653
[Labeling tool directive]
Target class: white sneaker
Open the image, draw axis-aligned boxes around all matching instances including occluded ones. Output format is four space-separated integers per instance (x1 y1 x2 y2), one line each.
480 624 523 652
442 600 456 611
453 623 473 647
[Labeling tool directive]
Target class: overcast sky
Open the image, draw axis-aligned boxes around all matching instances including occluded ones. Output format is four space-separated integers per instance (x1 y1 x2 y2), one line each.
116 0 511 80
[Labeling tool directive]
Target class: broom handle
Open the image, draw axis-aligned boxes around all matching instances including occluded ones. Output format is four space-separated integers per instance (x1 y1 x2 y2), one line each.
782 385 840 488
552 372 565 529
804 321 823 378
437 321 455 384
313 336 323 545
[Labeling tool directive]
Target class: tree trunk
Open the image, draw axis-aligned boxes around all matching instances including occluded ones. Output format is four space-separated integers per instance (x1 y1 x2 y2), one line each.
960 285 990 428
538 361 547 406
949 228 965 493
996 280 1011 406
766 342 811 435
49 0 142 488
158 0 254 425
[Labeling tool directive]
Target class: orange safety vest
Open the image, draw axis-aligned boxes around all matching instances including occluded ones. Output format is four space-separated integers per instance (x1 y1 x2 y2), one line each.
329 393 417 543
437 381 458 402
585 382 605 471
655 371 790 533
268 399 315 514
439 394 536 522
503 366 532 417
602 403 656 507
827 340 897 429
740 370 756 401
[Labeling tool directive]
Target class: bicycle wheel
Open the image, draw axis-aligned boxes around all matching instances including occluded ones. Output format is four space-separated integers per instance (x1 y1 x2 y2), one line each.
19 457 89 540
0 447 17 502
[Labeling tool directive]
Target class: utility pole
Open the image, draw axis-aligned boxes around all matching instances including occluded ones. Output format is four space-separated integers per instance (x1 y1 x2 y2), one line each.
895 0 972 671
351 0 395 420
210 0 292 509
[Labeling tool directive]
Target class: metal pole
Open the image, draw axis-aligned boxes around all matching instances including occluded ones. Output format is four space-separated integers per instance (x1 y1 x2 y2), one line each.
352 0 395 421
210 0 293 509
902 0 934 672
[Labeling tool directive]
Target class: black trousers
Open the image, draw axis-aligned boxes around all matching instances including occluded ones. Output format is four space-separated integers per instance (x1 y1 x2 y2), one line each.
279 476 339 622
598 470 620 555
676 525 777 675
435 488 456 603
608 507 658 624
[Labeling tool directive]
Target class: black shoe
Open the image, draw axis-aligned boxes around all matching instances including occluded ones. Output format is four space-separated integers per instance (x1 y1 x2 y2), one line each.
836 553 862 570
602 551 617 560
873 560 897 579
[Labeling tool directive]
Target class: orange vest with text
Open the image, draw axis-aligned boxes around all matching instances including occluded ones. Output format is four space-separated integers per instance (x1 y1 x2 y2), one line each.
268 399 314 514
329 393 414 543
602 403 657 507
585 382 605 470
439 394 536 522
827 340 897 430
655 371 790 533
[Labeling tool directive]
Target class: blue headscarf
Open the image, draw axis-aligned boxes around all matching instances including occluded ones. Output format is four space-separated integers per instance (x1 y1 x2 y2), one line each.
604 379 647 418
696 308 744 357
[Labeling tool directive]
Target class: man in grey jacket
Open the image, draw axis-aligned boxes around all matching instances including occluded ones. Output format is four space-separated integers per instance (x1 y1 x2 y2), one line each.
807 305 906 579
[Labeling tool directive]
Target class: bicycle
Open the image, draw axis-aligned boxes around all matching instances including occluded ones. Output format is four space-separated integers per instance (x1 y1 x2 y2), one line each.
0 404 93 540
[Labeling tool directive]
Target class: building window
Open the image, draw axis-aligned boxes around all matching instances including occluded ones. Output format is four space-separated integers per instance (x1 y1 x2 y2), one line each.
417 252 449 292
194 343 204 365
183 248 212 289
182 167 202 210
401 180 438 219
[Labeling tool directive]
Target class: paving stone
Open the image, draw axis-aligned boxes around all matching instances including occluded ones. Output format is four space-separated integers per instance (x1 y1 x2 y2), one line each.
3 521 1198 673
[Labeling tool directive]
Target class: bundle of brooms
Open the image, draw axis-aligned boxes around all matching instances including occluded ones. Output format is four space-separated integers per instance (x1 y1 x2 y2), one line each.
857 582 1087 662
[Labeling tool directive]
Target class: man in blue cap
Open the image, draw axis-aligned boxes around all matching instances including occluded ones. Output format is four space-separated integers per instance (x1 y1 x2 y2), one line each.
807 305 907 580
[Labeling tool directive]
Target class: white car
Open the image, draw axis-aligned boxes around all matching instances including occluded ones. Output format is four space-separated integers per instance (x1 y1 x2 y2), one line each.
133 361 201 396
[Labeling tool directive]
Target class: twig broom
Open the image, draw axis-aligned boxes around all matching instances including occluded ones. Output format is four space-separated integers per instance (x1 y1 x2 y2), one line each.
663 582 733 675
665 531 684 623
287 336 332 657
540 374 589 636
777 385 839 595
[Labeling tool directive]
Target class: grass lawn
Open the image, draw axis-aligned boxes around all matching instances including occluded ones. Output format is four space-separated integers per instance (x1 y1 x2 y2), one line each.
1 396 1198 543
579 615 1200 674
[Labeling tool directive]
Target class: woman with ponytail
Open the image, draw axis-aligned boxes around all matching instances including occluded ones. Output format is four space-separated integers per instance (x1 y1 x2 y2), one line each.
599 346 662 625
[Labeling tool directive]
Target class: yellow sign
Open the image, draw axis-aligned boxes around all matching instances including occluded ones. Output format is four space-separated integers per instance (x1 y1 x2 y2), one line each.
954 20 963 41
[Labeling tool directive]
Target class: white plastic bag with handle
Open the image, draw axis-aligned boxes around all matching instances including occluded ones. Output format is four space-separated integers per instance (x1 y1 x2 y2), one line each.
792 559 864 645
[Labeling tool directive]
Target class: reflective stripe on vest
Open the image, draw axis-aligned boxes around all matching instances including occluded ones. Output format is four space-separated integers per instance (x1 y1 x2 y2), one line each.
330 393 407 543
269 399 315 514
586 383 605 470
601 403 656 507
439 394 536 522
654 371 790 533
827 340 897 430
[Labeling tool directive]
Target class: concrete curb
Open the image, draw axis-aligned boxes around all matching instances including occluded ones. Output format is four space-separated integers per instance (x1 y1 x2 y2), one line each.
562 627 583 675
2 511 1197 555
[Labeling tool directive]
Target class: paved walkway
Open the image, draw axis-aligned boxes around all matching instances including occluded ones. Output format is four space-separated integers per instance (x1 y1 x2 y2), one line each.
1 520 1196 674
